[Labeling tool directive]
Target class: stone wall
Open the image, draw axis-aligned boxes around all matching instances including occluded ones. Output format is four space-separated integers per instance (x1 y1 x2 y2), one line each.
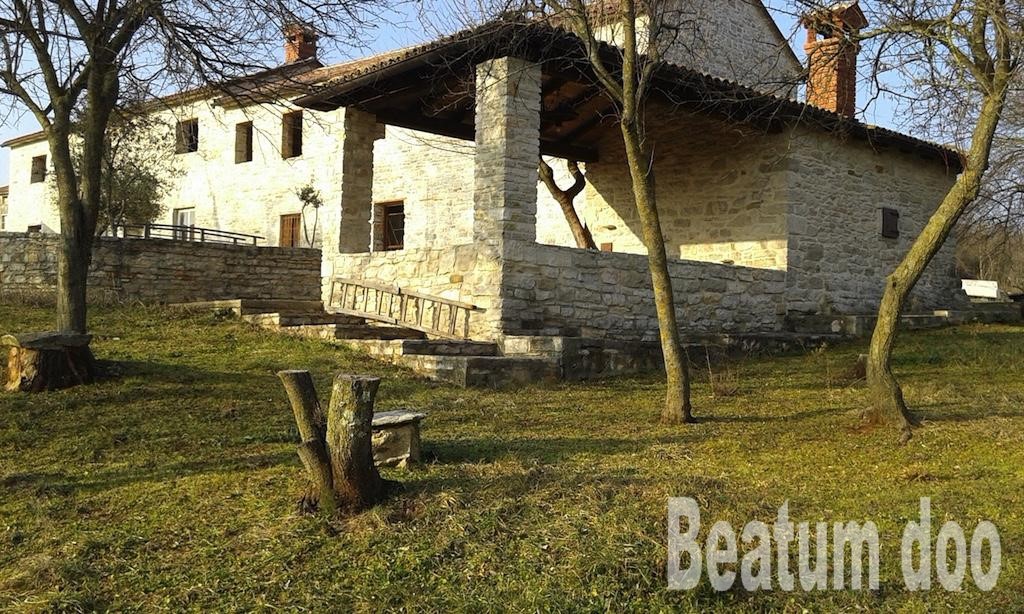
783 126 961 315
326 244 500 339
503 244 786 340
327 242 786 342
660 0 802 92
576 108 791 270
0 231 321 304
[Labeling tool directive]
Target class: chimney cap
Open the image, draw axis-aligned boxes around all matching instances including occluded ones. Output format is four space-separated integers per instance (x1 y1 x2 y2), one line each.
801 1 868 32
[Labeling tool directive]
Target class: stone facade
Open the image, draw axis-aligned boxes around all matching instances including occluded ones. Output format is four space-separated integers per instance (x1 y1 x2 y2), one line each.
502 244 786 339
0 0 966 344
4 139 54 232
0 231 321 304
574 108 790 269
3 102 349 248
783 126 959 315
660 0 802 93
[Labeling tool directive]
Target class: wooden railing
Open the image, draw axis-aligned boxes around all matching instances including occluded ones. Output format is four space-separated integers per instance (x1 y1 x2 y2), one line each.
110 223 264 246
328 277 481 340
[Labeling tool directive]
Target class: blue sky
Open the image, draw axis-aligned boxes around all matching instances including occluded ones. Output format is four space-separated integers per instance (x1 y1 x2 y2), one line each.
0 1 903 187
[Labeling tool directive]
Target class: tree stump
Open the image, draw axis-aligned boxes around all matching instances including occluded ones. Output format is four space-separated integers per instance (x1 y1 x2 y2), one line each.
2 332 96 392
278 370 388 515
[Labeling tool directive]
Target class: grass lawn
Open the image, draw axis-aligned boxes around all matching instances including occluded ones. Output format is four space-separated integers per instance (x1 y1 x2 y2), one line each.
1 304 1023 611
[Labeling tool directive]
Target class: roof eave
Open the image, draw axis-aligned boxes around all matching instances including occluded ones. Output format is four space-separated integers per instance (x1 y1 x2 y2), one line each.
2 131 46 148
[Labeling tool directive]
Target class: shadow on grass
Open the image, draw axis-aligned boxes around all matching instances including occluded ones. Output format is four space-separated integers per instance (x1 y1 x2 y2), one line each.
696 404 851 424
2 451 296 496
914 401 1024 423
426 436 651 464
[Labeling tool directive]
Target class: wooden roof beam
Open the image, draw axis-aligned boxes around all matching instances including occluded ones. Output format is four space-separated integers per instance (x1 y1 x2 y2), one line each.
373 109 599 162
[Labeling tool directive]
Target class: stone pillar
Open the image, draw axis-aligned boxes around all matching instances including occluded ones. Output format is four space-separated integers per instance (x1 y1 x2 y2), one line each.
469 57 541 339
338 108 384 253
473 57 541 252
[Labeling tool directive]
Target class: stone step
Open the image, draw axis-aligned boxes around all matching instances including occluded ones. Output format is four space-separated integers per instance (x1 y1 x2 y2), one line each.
398 339 499 356
396 354 560 388
897 314 949 329
277 323 424 341
242 312 366 328
936 305 1023 324
169 298 324 316
332 325 427 341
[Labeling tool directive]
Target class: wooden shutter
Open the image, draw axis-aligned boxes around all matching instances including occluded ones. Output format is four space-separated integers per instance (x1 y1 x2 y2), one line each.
235 122 253 163
881 207 900 239
30 156 47 183
282 111 303 158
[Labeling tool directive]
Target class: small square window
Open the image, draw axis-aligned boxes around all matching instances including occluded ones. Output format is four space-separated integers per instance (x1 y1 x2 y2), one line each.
30 155 47 183
235 121 253 163
600 242 614 252
376 202 404 251
175 118 199 154
881 207 900 239
282 111 303 159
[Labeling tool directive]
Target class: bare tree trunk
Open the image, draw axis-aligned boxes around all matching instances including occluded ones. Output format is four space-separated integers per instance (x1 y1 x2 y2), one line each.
866 89 1006 441
51 67 116 334
56 209 93 334
538 158 597 249
47 116 94 334
620 121 694 424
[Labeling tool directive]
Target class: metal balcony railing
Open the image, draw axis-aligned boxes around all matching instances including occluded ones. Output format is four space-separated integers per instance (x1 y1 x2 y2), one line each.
110 223 264 246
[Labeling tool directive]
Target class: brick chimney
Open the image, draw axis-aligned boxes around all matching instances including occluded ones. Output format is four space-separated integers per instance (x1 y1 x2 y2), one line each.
284 23 318 64
801 1 868 118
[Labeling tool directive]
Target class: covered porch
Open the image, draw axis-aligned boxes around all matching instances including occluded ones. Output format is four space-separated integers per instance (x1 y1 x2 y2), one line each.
294 22 791 342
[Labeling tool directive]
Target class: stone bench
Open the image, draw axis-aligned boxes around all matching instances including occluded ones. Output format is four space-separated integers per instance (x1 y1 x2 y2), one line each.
372 410 426 468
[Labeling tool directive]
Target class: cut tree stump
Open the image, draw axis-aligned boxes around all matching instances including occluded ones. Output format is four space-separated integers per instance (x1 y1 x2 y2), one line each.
278 370 391 515
2 331 96 392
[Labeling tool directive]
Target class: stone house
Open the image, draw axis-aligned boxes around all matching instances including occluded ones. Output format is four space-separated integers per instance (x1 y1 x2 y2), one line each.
1 1 964 343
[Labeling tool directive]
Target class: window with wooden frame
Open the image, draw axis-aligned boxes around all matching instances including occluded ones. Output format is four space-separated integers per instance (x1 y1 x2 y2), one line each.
175 118 199 154
281 111 303 159
235 121 253 163
381 202 405 251
30 155 47 183
280 213 302 247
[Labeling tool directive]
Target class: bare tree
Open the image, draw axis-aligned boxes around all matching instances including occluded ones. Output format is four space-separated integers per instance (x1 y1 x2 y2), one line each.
538 157 597 249
0 0 393 339
956 83 1024 291
534 0 696 423
811 0 1024 440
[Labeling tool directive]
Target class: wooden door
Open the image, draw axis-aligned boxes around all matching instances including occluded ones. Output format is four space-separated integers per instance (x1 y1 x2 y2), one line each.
280 213 302 247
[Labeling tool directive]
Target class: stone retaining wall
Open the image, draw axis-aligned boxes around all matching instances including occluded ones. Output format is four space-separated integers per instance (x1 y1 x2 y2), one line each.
503 243 787 340
328 242 787 342
0 231 321 304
